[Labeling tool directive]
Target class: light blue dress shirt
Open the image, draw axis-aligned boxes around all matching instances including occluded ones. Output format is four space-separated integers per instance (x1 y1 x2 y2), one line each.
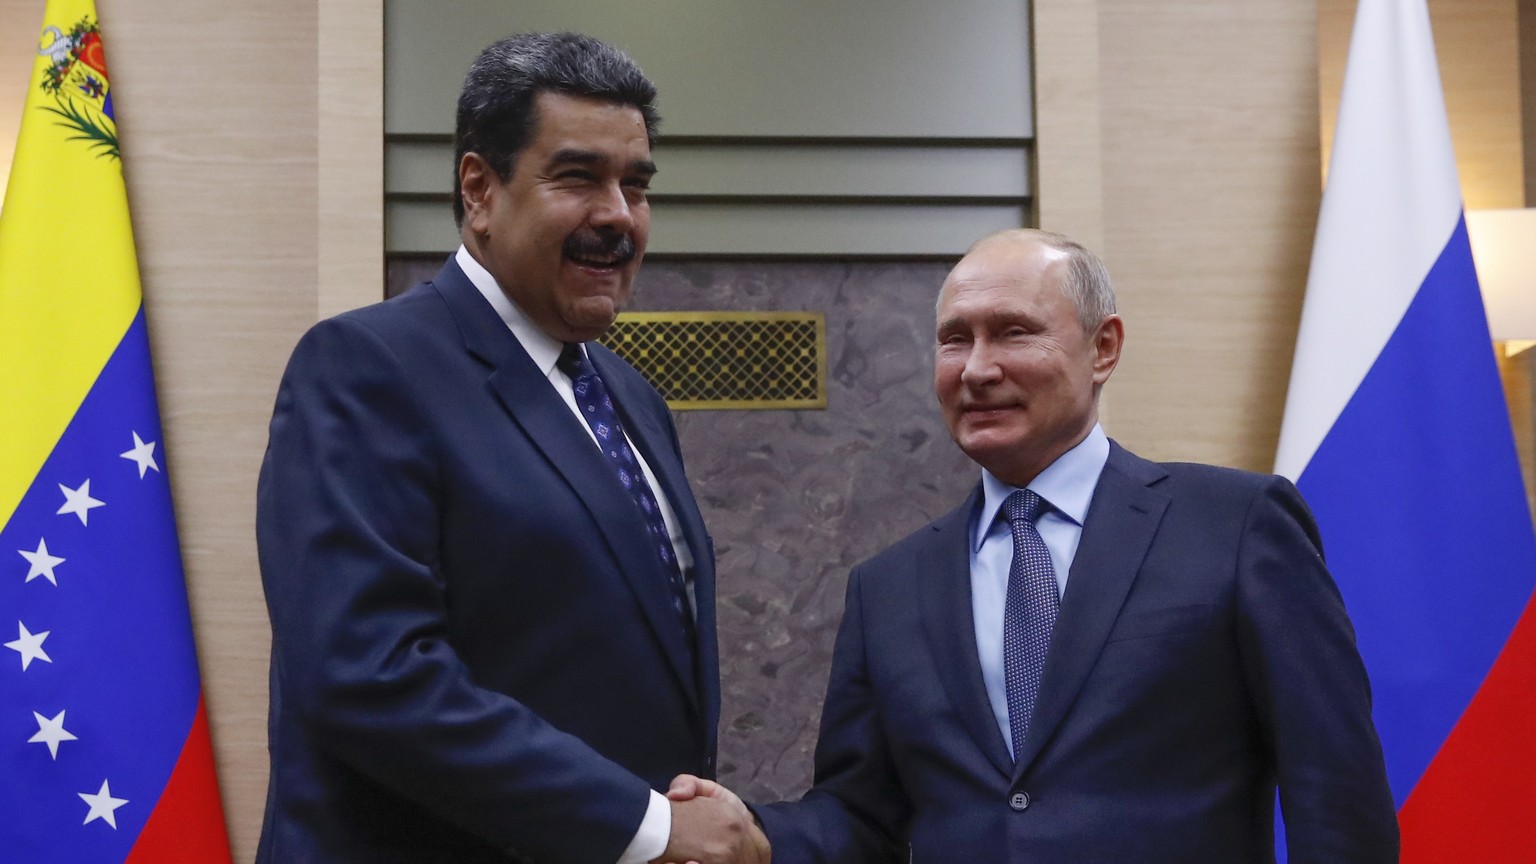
970 424 1110 758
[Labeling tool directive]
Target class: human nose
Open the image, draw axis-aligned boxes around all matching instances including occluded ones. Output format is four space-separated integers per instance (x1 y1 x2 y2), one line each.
589 181 636 232
960 339 1002 386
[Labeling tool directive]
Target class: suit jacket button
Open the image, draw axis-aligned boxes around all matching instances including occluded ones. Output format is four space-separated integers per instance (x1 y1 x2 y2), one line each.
1009 791 1030 811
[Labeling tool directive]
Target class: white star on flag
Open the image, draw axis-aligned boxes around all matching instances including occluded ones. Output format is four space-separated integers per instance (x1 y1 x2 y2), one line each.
19 538 66 585
57 480 105 526
5 621 52 670
79 779 128 829
119 431 160 478
29 710 78 759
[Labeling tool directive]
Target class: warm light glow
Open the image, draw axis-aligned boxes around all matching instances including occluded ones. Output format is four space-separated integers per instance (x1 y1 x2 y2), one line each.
1468 209 1536 344
1 72 20 214
2 3 45 219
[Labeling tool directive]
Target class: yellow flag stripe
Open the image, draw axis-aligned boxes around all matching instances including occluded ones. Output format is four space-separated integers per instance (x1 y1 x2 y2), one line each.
0 0 141 528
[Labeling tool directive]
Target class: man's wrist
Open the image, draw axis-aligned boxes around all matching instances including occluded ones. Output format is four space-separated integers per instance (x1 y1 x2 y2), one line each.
616 789 670 864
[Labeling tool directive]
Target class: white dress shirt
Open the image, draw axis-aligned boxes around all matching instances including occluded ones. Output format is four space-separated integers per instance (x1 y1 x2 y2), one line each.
456 246 679 864
970 424 1110 758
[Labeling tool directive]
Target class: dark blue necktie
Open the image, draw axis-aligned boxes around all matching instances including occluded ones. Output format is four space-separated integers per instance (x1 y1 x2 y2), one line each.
558 344 695 640
1003 488 1059 760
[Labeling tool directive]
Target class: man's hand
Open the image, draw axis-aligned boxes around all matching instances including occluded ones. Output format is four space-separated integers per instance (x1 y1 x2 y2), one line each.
666 774 750 816
652 775 769 864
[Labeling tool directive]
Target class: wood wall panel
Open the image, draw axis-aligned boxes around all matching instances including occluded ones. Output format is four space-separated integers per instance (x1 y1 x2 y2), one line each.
1524 0 1536 205
1103 2 1321 471
1031 0 1106 253
1036 0 1321 471
320 0 383 317
1039 0 1525 472
100 0 320 856
85 3 382 854
1321 0 1523 208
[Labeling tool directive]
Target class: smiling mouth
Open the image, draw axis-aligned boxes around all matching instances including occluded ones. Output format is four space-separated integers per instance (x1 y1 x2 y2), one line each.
564 232 636 271
961 404 1020 421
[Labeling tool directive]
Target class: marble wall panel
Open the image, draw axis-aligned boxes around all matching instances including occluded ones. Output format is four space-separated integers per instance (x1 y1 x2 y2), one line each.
385 257 979 801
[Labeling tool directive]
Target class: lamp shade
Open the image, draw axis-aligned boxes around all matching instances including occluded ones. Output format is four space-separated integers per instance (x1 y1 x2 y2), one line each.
1467 208 1536 342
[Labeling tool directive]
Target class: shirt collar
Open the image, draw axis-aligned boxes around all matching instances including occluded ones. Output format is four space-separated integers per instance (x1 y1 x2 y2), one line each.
455 244 568 376
973 423 1110 551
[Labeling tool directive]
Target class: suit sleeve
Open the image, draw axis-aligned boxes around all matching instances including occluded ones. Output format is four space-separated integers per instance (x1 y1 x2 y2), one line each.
1234 476 1400 862
755 567 907 864
258 316 651 863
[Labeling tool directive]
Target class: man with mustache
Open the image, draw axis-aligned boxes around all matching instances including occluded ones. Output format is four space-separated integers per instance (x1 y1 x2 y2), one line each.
257 33 766 864
676 228 1397 862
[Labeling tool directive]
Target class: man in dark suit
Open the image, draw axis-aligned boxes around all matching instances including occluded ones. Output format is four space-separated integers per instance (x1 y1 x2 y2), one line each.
676 228 1398 862
257 33 766 864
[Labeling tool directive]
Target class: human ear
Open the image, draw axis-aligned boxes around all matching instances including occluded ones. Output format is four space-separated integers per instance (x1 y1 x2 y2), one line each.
458 153 495 235
1091 315 1124 384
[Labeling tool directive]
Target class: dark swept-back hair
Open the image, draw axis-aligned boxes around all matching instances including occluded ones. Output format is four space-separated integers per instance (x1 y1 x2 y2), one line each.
452 32 660 226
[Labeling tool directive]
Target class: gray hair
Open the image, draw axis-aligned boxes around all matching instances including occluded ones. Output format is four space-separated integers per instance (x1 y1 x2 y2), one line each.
945 229 1118 331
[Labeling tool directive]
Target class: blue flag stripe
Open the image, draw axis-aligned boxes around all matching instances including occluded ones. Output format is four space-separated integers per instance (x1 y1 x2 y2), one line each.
1295 216 1536 805
1 308 201 858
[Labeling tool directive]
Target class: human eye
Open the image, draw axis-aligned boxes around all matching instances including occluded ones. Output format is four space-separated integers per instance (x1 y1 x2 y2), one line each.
998 316 1042 340
624 171 654 196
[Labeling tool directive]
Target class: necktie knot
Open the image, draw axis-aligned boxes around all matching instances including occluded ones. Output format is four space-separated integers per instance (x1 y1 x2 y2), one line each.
558 342 591 380
1004 488 1047 527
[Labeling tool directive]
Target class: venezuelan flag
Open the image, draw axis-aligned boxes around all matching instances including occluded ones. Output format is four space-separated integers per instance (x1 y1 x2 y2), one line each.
1276 0 1536 860
0 1 233 859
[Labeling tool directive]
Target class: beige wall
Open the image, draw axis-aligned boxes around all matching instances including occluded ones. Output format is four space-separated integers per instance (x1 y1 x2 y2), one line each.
1525 0 1536 204
1321 0 1524 208
106 0 316 857
1 0 1524 857
1 0 378 857
1039 0 1527 471
1036 0 1322 470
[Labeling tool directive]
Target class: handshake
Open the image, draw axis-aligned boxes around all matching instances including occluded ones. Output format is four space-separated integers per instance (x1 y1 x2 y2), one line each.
652 775 771 864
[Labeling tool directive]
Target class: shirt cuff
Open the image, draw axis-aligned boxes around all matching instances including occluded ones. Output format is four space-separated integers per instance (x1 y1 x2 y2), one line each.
616 789 671 864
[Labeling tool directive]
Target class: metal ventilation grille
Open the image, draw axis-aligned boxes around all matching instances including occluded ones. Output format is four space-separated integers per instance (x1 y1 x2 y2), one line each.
598 312 827 410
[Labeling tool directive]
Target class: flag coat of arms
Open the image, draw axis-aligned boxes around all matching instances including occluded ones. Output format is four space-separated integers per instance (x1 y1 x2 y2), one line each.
0 1 233 859
1276 0 1536 860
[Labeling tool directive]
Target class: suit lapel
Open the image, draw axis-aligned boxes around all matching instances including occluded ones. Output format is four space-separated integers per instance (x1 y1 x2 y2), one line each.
431 261 700 714
918 488 1016 777
1012 443 1170 778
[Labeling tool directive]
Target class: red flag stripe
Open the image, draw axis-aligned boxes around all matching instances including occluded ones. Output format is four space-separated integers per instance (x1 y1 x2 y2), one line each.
1399 597 1536 863
126 695 233 863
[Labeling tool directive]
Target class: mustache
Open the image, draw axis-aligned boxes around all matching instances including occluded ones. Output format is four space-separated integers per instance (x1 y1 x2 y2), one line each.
563 231 637 264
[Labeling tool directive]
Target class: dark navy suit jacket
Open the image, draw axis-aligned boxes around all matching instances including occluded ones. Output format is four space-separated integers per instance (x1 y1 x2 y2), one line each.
758 443 1397 864
256 259 718 863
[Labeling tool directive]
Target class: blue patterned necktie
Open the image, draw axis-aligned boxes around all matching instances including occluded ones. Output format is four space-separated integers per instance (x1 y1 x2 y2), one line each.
557 343 695 640
1002 488 1059 760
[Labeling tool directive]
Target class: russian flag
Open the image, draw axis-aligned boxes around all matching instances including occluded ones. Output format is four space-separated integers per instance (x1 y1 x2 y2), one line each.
0 1 233 860
1276 0 1536 860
